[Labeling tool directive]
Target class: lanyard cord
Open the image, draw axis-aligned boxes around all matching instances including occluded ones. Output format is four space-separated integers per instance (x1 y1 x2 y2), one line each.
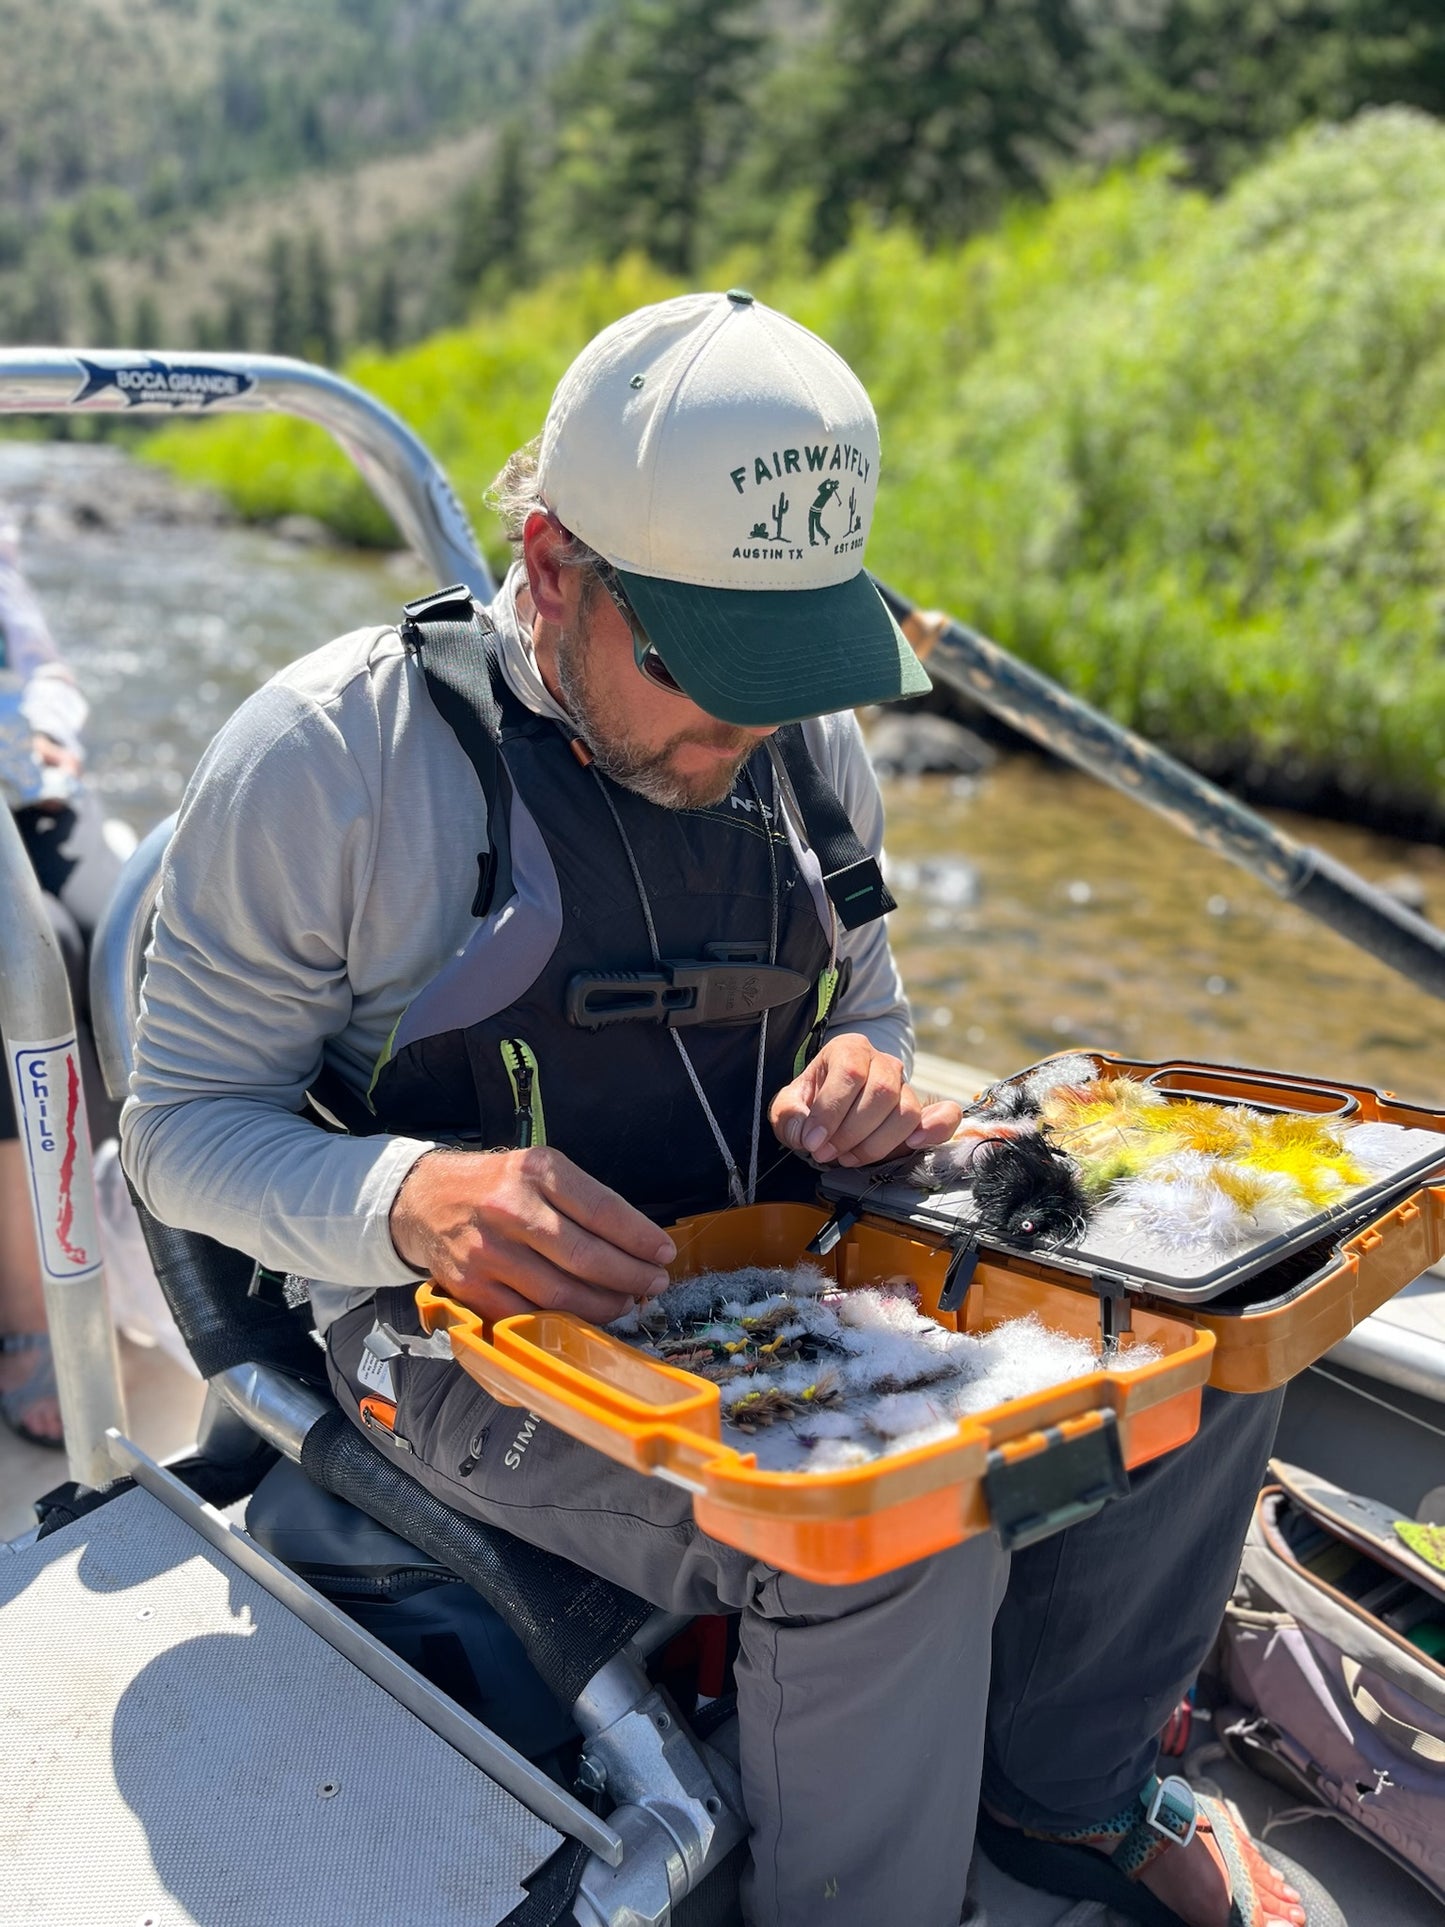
588 760 780 1208
744 760 781 1204
766 735 839 969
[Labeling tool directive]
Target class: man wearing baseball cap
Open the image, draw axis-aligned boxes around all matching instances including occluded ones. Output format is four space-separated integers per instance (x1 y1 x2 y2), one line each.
124 293 1303 1927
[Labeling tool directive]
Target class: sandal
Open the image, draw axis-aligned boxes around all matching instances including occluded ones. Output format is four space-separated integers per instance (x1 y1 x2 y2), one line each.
0 1332 65 1449
977 1775 1341 1927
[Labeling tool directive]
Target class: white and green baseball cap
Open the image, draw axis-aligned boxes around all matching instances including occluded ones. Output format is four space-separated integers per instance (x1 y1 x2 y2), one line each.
536 289 931 726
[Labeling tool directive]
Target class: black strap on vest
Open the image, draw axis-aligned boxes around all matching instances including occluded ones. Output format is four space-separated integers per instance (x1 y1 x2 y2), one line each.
399 585 513 918
770 727 896 931
400 584 894 933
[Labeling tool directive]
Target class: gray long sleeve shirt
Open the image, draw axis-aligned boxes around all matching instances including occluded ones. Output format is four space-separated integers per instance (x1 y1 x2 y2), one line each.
121 567 912 1321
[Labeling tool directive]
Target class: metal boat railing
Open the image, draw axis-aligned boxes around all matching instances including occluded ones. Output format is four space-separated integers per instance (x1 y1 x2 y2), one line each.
0 349 496 601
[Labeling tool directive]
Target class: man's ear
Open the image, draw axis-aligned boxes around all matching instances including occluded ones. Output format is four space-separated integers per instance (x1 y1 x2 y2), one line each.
522 511 572 625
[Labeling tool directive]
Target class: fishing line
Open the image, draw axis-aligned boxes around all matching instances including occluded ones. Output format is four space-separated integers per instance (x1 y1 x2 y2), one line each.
1305 1363 1445 1445
662 1143 803 1267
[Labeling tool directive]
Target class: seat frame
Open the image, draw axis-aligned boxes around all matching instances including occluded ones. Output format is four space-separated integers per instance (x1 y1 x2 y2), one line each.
89 820 746 1927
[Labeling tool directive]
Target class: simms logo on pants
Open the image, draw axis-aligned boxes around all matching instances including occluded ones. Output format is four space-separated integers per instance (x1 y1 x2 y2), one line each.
505 1412 541 1470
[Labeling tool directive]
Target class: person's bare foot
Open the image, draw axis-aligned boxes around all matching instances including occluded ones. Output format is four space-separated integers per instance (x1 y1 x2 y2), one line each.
983 1800 1307 1927
1130 1812 1305 1927
0 1335 63 1443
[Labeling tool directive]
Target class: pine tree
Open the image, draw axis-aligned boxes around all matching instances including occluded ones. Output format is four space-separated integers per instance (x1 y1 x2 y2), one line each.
267 234 304 358
132 292 162 347
301 230 339 364
452 118 532 302
222 286 251 354
86 276 119 347
1096 0 1445 186
24 277 70 345
543 0 768 276
783 0 1090 259
359 264 402 352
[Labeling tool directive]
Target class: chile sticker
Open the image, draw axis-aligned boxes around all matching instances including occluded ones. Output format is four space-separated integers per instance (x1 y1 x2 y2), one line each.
8 1036 101 1278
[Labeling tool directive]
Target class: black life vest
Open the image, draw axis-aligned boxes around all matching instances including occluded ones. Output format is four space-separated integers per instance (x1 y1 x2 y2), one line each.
362 590 893 1226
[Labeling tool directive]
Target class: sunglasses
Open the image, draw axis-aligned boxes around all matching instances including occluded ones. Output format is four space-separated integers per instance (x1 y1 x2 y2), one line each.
592 562 687 697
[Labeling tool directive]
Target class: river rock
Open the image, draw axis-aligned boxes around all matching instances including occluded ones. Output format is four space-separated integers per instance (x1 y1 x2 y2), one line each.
271 512 339 548
1378 872 1430 917
867 713 997 777
0 443 233 533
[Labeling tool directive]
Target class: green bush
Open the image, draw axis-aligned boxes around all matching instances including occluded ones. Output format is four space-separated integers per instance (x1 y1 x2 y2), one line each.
148 110 1445 809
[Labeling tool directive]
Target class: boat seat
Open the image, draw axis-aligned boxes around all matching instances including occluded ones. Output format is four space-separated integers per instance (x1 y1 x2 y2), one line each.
130 1187 658 1707
245 1456 577 1761
94 822 678 1737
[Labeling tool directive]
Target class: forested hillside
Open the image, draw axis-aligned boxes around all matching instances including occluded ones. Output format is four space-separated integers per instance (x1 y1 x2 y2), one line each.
0 0 602 350
6 0 1442 359
13 0 1445 818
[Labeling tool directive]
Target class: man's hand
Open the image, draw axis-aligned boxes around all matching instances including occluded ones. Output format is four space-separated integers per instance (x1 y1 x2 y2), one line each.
770 1034 963 1168
389 1145 676 1326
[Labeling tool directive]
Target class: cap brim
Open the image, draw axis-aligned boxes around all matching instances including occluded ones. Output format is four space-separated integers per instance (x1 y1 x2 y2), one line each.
615 567 932 727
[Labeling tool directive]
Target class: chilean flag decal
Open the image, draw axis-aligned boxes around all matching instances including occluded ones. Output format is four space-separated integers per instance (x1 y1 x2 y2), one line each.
8 1035 102 1277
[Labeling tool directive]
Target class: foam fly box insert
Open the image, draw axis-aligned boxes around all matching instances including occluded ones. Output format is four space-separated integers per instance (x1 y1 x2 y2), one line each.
414 1201 1215 1585
821 1052 1445 1393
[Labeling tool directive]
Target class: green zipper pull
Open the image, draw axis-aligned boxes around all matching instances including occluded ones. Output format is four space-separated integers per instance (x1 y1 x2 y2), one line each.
794 966 841 1077
501 1038 546 1149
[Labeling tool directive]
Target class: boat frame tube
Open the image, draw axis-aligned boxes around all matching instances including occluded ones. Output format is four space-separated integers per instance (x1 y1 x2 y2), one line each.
0 348 497 1491
0 348 495 602
0 802 125 1487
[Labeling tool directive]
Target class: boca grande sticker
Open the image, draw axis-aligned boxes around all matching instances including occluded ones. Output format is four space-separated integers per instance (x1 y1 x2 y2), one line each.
9 1036 101 1277
71 356 258 409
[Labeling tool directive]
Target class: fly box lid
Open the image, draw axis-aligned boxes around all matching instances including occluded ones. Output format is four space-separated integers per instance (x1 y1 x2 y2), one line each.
817 1052 1445 1310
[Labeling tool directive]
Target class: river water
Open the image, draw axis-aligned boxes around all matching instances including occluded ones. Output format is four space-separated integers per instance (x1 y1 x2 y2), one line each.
7 442 1444 1105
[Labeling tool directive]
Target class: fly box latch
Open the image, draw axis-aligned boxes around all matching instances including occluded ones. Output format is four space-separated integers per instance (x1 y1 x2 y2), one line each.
805 1201 862 1257
984 1408 1130 1552
567 961 810 1029
938 1236 981 1312
1093 1270 1133 1358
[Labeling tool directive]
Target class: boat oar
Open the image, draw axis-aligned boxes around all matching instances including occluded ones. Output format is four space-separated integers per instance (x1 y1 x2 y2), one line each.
871 574 1445 1004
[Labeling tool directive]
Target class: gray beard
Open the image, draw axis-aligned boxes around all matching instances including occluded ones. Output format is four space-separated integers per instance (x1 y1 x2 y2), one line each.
555 633 750 810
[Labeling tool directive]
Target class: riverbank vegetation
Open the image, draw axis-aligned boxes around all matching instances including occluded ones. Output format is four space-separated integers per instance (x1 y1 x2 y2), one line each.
150 112 1445 825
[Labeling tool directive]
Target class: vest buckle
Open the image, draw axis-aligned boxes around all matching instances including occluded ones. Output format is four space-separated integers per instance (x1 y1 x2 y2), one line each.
566 961 812 1030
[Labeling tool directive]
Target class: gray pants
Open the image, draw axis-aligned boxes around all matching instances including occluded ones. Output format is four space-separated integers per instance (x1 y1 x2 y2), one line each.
328 1291 1282 1927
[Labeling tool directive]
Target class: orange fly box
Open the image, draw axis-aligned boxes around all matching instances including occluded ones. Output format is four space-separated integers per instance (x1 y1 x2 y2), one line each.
416 1200 1214 1585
